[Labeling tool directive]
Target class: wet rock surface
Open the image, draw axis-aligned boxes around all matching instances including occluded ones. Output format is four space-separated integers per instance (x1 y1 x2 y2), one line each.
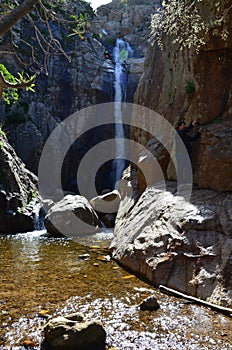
140 295 160 311
42 313 106 350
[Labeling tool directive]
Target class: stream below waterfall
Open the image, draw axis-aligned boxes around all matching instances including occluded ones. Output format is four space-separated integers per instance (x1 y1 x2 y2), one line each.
0 231 232 349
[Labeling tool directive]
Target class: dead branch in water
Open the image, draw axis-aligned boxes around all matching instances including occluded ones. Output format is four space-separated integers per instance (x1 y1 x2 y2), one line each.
159 285 232 317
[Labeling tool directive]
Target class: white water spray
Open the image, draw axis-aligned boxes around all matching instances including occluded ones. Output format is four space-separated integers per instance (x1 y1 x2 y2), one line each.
113 38 133 186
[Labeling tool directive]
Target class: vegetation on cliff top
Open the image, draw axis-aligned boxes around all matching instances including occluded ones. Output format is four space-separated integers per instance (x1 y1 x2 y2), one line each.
151 0 231 51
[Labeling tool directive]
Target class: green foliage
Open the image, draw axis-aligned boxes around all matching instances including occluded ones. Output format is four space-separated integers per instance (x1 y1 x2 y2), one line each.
0 64 35 104
214 116 222 124
93 32 103 40
120 0 128 6
185 80 195 95
15 71 35 92
0 124 7 140
0 64 19 104
16 207 24 215
68 12 90 39
27 188 37 203
150 0 230 52
105 37 116 45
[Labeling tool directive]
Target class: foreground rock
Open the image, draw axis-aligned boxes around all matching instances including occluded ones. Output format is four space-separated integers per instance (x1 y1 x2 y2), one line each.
110 183 232 307
42 313 106 350
0 132 40 233
44 195 101 237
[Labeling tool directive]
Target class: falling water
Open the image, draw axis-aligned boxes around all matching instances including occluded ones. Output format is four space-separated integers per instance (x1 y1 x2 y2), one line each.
33 202 45 231
113 38 133 187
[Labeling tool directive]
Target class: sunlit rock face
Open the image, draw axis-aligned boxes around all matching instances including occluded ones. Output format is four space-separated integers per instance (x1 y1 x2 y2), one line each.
111 183 232 307
134 0 232 193
44 195 101 237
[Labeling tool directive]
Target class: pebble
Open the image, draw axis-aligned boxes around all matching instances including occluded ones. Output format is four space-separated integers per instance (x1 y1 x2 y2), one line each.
140 296 160 311
78 254 90 260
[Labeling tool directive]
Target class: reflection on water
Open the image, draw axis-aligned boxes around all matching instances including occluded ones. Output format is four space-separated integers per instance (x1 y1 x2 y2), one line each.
0 232 232 349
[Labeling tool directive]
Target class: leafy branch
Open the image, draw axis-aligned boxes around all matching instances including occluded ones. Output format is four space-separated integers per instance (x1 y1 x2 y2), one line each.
0 64 35 104
0 0 94 75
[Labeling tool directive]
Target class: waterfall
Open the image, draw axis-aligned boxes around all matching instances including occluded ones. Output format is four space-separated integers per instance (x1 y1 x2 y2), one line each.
113 38 133 187
33 202 46 231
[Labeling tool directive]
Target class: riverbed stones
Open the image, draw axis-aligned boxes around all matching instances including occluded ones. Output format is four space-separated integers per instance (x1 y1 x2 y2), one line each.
140 296 160 311
43 313 106 350
44 195 101 237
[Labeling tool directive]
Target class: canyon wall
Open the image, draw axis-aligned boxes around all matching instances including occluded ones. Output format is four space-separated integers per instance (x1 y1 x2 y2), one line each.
111 0 232 307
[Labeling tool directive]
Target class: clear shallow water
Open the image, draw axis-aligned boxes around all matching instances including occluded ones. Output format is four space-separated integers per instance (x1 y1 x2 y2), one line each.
0 231 232 349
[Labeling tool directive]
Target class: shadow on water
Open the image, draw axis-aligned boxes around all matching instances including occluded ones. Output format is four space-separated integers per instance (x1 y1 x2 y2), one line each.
0 231 232 349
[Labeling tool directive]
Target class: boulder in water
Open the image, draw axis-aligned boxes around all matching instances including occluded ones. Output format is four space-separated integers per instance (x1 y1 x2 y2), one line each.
44 195 101 237
90 190 121 227
42 313 106 350
140 296 160 311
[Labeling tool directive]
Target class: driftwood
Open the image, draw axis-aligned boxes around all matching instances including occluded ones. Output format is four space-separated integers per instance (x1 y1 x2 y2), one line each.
159 285 232 318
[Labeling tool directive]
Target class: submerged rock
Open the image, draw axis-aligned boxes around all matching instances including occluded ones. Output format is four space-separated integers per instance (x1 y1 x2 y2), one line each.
42 313 106 350
44 195 101 237
140 296 160 311
111 183 232 307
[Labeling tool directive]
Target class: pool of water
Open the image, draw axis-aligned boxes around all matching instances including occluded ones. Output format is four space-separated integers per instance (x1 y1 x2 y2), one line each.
0 231 232 349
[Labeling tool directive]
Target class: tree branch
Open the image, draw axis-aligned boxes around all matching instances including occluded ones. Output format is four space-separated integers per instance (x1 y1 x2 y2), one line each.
0 72 34 97
0 0 39 37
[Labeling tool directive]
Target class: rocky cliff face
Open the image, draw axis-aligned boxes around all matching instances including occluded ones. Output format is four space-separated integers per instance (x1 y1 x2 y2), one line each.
110 0 232 307
0 35 106 174
134 0 232 193
0 131 40 233
0 0 160 193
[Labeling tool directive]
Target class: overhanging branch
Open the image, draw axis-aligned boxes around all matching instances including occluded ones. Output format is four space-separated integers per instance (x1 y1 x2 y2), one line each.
0 0 39 37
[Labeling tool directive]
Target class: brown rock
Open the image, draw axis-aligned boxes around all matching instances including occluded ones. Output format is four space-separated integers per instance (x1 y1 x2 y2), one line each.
43 313 106 350
193 121 232 191
140 296 160 311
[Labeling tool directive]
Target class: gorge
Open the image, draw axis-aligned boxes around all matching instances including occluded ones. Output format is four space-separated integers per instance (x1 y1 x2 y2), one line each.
0 0 232 349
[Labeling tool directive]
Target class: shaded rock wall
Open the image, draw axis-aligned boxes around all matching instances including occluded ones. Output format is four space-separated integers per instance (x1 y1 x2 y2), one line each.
0 36 107 174
0 0 161 194
0 132 40 233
